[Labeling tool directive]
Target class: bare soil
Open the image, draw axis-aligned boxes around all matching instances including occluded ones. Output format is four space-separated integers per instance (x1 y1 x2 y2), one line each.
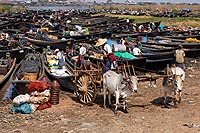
0 58 200 133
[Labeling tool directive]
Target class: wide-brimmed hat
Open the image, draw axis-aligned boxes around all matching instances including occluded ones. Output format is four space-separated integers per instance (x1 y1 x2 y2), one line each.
96 38 107 47
79 42 83 46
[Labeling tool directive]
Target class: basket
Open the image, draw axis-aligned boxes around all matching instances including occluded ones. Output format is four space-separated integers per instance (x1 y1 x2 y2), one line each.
0 65 8 75
23 72 38 81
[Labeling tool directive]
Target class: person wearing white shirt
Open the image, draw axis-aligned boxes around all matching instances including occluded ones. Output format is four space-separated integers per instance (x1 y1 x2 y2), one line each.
96 38 117 73
55 49 66 68
121 38 126 45
133 45 142 57
79 43 86 64
104 43 112 54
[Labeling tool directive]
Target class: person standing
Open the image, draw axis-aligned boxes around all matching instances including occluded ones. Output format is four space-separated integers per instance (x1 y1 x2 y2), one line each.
123 37 130 53
96 38 116 73
78 42 87 66
54 49 66 68
175 45 185 70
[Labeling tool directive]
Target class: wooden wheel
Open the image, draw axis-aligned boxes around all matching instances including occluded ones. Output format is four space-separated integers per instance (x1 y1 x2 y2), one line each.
75 72 97 105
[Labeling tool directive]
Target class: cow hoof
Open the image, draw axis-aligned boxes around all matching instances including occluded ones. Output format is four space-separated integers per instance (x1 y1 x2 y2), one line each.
103 105 106 108
114 110 118 114
178 97 181 103
123 108 129 113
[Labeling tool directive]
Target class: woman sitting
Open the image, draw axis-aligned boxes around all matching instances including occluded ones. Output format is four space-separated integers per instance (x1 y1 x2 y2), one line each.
133 45 143 57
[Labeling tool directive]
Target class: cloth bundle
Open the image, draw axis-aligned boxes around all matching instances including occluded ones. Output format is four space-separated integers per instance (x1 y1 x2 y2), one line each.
28 80 51 111
28 81 49 92
12 94 32 114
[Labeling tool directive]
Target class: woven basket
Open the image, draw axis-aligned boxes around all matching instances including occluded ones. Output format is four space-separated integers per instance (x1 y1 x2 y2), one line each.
23 72 38 81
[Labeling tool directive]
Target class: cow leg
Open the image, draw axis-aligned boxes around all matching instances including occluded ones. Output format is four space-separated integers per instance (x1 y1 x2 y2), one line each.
123 99 126 110
177 91 182 103
108 93 112 107
173 91 178 108
153 79 157 88
163 91 168 108
103 88 107 108
123 99 128 113
114 91 120 112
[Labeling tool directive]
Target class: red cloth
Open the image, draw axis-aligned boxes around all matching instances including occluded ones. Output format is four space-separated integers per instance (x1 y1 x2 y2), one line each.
28 81 49 92
37 102 52 110
108 53 116 62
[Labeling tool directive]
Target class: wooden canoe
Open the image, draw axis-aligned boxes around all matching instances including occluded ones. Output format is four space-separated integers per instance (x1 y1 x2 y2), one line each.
11 52 45 98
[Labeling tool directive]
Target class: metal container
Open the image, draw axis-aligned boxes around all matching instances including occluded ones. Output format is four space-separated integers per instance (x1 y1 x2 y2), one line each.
50 80 60 105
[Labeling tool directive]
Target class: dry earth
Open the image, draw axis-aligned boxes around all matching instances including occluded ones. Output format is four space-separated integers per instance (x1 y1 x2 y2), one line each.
0 58 200 133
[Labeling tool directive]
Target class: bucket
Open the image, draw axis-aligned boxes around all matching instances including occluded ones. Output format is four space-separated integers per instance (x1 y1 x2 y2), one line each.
50 80 60 105
23 72 38 81
141 36 147 42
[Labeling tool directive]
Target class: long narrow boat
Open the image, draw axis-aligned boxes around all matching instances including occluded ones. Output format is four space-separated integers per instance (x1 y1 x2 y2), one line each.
142 51 174 60
43 53 75 91
11 52 45 98
165 34 200 40
142 40 200 49
0 55 16 89
141 43 200 58
23 34 73 51
145 58 175 71
0 40 28 63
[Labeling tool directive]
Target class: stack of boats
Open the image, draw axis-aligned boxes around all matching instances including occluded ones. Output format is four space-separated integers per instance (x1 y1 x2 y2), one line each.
1 9 200 100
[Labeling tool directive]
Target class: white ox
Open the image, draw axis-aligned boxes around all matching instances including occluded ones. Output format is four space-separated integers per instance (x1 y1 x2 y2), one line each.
103 70 138 112
162 67 185 107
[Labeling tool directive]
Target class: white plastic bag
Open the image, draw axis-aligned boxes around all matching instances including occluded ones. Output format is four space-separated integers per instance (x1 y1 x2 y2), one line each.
13 94 30 105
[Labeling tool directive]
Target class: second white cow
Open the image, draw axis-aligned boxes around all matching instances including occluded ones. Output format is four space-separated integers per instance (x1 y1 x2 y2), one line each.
162 67 185 108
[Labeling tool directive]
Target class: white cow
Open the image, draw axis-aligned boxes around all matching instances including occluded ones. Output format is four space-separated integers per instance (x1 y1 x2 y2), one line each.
103 70 138 112
162 67 185 108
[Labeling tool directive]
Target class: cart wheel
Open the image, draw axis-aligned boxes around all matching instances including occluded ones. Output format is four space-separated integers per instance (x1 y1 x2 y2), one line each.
75 72 97 105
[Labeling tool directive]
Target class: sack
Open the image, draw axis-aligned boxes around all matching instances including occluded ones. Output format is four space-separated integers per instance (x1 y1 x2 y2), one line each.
13 94 30 105
37 102 52 110
113 44 126 52
28 81 49 92
108 53 116 62
12 103 32 114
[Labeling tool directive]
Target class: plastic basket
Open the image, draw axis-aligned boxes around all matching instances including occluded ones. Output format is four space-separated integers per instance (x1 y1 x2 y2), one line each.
23 72 38 81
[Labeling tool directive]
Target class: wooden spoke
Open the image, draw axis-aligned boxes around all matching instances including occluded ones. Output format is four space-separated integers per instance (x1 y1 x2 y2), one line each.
75 72 97 105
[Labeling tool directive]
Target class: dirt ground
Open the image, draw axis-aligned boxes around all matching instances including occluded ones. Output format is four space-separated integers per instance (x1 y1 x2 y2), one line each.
0 58 200 133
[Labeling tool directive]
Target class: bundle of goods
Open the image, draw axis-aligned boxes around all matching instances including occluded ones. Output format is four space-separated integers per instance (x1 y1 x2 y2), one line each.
185 38 200 43
47 59 69 76
11 80 52 114
12 94 32 114
28 81 51 111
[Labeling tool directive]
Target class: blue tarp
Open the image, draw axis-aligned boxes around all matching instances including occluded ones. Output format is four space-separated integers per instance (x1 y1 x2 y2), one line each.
106 39 118 47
